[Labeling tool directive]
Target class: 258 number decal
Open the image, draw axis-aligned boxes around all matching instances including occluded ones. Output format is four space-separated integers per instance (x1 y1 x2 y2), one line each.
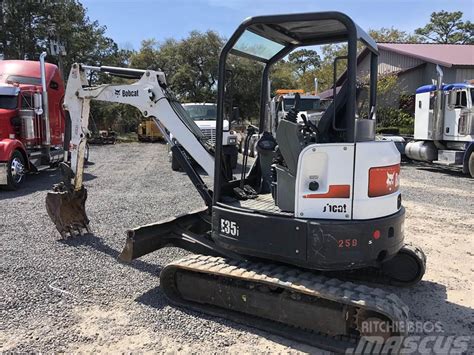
220 219 239 237
338 239 358 248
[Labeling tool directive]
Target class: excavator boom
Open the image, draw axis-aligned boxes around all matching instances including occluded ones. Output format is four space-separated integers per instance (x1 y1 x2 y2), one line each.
46 63 216 237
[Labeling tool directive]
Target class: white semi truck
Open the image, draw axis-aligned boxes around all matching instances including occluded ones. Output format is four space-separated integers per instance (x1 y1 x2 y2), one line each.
170 103 238 171
405 67 474 177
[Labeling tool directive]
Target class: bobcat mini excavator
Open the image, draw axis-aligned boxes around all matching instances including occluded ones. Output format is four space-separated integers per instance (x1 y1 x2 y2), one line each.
46 12 426 352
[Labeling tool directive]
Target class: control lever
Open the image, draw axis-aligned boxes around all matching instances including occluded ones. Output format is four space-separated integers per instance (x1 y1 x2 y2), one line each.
234 125 259 200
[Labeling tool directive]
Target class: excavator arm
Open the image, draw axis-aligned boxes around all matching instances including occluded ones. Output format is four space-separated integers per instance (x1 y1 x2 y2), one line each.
46 63 216 238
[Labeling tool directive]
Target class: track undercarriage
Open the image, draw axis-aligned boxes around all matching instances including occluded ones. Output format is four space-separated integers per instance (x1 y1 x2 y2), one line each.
160 254 421 352
119 210 426 352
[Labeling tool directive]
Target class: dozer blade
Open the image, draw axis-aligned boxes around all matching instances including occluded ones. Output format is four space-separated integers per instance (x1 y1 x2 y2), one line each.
45 183 90 239
119 207 241 262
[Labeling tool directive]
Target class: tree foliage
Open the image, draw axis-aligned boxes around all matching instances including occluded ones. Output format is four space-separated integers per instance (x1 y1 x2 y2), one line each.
131 32 221 102
368 27 420 43
4 2 463 133
0 0 133 132
374 74 414 133
415 11 473 44
288 49 321 75
129 31 265 120
0 0 128 71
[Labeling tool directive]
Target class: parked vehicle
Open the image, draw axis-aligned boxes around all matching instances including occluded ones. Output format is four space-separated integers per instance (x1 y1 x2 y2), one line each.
0 53 66 189
242 90 330 157
271 89 330 129
137 118 163 142
405 66 474 177
170 103 238 171
88 129 117 145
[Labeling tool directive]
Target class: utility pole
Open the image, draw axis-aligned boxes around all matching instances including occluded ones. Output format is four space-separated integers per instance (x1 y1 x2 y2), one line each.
0 0 5 60
48 23 66 80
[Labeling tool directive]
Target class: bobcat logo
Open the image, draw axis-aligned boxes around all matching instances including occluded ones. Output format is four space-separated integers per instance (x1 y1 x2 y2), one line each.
114 89 121 96
386 172 399 191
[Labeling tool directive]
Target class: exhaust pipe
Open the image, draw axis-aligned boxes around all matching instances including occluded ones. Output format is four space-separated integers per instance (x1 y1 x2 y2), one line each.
314 78 318 95
433 65 444 146
40 52 51 146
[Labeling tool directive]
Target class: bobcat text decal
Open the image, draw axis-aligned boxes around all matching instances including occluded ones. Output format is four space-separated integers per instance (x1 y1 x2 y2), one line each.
115 89 139 97
323 203 347 213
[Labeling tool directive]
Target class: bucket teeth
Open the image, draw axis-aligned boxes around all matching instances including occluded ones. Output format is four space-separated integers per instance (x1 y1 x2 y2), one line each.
45 183 90 239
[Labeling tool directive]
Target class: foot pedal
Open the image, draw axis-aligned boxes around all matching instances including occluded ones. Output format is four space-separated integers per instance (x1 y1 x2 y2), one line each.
233 187 248 200
243 185 258 199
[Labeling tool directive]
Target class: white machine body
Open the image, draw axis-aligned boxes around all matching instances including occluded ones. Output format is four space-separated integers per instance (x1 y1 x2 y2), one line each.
295 141 401 220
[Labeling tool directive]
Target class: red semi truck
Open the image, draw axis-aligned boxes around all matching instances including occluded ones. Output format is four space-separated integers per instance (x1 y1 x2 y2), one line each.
0 53 67 189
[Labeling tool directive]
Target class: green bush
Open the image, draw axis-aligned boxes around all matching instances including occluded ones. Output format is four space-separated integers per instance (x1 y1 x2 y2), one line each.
377 107 414 134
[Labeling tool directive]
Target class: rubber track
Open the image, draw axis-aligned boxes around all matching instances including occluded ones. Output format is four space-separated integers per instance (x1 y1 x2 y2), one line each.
160 254 410 352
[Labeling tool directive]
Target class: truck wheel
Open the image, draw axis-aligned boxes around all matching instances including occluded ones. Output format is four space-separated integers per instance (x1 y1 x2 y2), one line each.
6 150 26 190
171 153 182 172
469 152 474 178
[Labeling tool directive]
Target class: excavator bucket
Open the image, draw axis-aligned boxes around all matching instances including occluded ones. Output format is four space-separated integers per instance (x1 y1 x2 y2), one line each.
45 183 90 239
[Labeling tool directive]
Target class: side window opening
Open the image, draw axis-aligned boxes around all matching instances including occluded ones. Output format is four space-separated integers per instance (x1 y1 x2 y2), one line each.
21 93 34 110
459 91 467 107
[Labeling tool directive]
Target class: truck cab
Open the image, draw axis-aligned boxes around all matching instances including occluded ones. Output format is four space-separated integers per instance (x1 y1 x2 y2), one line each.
270 90 330 135
406 79 474 177
170 103 238 171
0 58 66 189
243 91 330 157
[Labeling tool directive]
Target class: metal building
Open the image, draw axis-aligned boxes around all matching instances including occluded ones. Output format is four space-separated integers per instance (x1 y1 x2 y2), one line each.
357 43 474 106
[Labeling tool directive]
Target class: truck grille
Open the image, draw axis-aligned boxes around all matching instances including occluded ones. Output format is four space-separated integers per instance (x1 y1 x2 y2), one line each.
201 128 216 145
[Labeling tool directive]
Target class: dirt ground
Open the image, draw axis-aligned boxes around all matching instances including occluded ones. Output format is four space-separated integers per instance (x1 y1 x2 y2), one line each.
1 143 473 353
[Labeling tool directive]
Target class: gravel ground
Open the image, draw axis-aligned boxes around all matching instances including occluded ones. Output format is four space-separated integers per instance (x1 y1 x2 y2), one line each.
1 142 473 353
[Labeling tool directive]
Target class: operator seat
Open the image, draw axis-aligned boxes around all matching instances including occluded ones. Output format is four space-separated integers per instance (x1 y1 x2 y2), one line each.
273 106 305 212
275 120 302 175
272 85 350 212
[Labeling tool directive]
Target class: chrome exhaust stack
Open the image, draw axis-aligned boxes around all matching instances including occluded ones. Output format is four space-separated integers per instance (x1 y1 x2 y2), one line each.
39 52 51 146
433 65 445 146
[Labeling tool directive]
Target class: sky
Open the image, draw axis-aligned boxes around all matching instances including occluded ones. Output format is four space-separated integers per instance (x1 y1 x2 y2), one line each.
81 0 474 50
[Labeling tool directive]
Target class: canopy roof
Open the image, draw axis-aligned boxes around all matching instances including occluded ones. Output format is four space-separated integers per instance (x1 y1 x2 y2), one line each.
228 12 378 62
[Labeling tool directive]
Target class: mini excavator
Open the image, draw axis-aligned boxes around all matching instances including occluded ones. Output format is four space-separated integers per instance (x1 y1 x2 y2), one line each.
46 12 426 352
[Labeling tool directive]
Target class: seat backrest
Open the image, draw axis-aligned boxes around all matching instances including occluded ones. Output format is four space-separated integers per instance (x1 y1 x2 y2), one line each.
275 119 302 175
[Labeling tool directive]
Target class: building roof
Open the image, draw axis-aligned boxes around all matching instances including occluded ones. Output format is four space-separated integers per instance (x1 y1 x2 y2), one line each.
377 43 474 67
